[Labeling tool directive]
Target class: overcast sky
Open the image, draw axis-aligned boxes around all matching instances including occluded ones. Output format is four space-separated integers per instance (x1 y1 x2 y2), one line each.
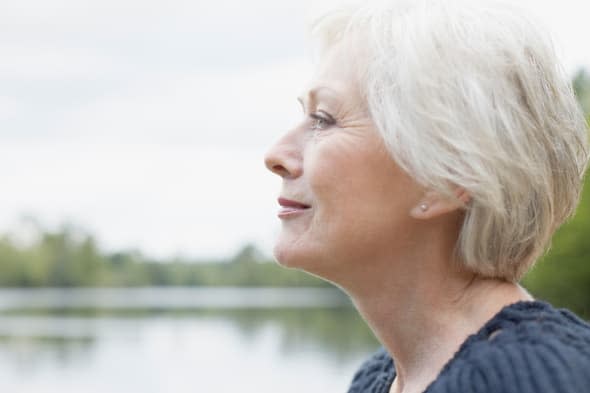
1 0 589 260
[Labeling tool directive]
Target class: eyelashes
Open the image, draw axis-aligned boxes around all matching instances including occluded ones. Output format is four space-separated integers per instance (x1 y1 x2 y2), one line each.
297 98 337 131
309 111 336 131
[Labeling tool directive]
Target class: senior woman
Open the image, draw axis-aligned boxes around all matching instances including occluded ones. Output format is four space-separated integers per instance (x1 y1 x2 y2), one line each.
264 1 590 392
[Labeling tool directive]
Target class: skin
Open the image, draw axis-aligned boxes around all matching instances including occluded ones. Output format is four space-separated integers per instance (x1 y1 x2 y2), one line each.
264 40 533 393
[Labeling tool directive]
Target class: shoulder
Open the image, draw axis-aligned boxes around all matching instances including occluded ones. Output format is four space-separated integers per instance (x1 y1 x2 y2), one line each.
428 301 590 393
347 347 395 393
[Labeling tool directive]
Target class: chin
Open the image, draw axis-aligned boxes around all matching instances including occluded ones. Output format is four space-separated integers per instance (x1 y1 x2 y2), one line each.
272 238 341 282
272 241 307 269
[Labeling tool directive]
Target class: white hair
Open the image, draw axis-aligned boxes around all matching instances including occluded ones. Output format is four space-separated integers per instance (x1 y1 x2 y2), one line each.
310 0 589 281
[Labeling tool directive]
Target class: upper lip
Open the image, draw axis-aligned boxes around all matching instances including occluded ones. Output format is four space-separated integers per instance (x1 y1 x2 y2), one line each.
278 197 311 209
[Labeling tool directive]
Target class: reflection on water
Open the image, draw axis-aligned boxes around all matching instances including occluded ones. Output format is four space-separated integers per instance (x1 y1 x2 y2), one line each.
224 308 379 360
0 288 379 393
0 335 95 373
0 309 378 363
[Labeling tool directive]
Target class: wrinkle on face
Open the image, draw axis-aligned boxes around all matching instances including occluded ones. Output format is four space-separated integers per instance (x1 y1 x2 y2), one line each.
269 38 423 278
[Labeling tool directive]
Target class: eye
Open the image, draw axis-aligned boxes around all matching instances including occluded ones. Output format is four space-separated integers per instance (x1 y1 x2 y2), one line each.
309 111 336 131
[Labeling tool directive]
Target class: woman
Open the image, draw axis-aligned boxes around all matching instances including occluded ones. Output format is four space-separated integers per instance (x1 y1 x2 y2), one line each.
264 1 590 392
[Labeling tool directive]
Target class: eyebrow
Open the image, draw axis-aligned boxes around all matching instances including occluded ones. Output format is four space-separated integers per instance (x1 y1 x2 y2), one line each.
297 86 339 109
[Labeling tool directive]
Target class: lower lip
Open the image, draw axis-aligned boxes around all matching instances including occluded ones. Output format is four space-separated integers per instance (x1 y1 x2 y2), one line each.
278 207 311 218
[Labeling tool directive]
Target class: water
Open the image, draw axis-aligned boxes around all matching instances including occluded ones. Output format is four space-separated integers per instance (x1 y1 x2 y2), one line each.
0 287 351 310
0 288 379 393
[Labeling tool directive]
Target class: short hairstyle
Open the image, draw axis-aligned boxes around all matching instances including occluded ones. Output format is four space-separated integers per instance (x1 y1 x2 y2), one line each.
309 0 589 281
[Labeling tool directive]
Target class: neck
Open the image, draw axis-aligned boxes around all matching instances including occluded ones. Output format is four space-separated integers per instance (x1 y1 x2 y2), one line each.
334 228 533 393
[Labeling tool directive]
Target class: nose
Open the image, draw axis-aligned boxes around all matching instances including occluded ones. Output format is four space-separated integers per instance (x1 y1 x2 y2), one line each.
264 131 303 179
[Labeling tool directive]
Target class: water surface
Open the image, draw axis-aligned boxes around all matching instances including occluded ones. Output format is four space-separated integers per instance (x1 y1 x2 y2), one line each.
0 288 379 393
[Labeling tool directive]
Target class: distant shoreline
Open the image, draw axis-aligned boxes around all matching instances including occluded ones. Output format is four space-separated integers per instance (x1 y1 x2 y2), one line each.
0 287 352 311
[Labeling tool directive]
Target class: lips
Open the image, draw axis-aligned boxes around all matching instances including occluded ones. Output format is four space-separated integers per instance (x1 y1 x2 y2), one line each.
277 197 311 218
278 197 311 209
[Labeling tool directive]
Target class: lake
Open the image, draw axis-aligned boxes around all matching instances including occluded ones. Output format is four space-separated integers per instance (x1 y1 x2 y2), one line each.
0 288 379 393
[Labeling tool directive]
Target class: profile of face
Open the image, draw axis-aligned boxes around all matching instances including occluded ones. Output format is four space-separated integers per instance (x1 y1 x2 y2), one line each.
264 41 429 279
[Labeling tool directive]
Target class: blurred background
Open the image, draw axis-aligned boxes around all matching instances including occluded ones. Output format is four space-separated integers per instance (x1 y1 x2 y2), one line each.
0 0 588 392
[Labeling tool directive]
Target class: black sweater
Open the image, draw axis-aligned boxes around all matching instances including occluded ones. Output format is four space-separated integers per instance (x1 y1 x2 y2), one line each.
347 300 590 393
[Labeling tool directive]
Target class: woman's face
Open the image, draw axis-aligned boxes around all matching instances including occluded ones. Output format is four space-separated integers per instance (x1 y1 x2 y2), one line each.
264 41 424 278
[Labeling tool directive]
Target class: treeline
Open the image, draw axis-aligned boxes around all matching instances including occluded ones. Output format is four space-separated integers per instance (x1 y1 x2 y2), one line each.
0 229 328 288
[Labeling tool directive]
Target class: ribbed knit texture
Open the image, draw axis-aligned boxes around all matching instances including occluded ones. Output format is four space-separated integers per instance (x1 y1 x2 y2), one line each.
347 300 590 393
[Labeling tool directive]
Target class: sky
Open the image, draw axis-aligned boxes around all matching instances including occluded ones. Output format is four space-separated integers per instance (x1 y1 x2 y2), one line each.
1 0 589 260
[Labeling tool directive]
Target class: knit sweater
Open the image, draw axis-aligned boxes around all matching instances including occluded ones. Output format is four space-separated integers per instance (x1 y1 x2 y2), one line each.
347 300 590 393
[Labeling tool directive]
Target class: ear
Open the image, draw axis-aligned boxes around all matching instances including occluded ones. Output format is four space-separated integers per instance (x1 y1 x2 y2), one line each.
410 187 471 220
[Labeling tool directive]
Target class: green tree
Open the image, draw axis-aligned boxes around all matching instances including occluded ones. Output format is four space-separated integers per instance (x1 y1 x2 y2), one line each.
522 68 590 317
573 68 590 115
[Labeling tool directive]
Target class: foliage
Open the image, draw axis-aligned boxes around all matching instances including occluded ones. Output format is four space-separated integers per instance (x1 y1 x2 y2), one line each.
522 68 590 317
522 169 590 314
573 68 590 115
0 224 328 288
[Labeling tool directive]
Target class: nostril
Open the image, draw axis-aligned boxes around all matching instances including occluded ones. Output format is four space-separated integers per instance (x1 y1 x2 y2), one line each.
264 152 278 171
264 144 302 179
264 149 290 177
271 164 290 177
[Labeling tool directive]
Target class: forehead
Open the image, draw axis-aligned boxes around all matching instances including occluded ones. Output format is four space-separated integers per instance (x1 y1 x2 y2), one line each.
299 41 362 107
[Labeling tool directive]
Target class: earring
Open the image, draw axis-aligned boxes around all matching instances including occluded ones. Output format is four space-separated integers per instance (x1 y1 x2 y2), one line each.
420 203 428 212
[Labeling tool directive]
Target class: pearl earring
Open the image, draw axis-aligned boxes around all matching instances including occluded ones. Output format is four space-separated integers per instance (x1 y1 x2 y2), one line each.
420 203 428 212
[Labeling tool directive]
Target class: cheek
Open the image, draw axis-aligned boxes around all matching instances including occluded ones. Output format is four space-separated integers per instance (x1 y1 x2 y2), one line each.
306 136 357 201
307 137 400 214
306 137 420 251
